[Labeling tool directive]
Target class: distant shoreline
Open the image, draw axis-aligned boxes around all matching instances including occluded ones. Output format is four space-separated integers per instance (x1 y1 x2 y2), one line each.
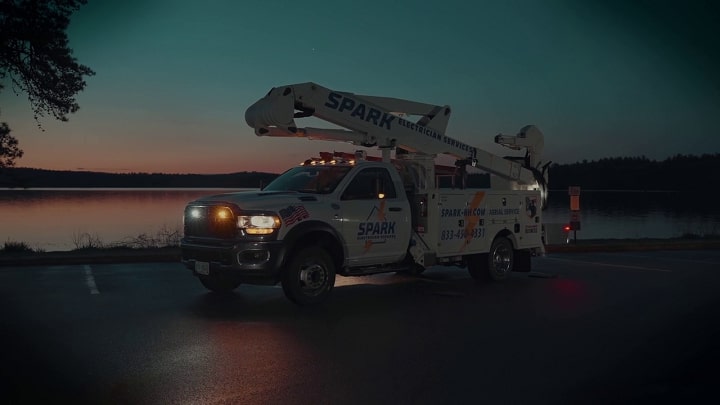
2 153 718 190
0 167 279 189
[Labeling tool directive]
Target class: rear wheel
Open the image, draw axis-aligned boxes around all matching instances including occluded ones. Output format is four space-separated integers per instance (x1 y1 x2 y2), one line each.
488 237 514 281
467 237 514 281
198 274 241 293
282 247 336 305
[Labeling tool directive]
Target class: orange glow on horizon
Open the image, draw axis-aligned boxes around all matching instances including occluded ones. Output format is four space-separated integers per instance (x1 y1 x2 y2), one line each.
16 150 286 175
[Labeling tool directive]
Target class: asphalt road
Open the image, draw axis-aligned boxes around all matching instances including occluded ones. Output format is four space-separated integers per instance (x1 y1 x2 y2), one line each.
2 250 719 404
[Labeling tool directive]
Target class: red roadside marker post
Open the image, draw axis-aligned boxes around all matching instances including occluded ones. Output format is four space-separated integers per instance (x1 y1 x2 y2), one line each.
568 186 581 243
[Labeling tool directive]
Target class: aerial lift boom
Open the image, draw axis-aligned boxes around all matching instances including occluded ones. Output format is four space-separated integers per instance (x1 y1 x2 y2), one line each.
245 82 549 203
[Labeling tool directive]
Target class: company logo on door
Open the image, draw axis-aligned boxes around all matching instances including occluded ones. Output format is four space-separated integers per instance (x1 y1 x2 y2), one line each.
356 201 396 242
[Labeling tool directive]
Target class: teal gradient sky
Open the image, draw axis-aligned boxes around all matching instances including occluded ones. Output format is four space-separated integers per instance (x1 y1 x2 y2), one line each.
1 0 718 174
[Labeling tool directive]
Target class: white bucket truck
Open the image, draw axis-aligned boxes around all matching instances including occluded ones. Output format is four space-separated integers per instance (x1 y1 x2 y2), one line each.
181 83 550 305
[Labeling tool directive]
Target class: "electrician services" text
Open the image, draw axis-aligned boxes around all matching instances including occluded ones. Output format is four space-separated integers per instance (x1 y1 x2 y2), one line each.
325 92 477 156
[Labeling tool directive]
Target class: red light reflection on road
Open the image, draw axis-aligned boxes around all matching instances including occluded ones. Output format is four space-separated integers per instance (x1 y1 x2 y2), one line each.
551 279 585 298
548 278 588 312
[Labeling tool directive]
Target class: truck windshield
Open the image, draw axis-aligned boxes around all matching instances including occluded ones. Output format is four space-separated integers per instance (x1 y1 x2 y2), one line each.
263 166 352 194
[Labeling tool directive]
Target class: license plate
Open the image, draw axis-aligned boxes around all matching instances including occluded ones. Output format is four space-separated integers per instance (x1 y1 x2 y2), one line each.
195 261 210 275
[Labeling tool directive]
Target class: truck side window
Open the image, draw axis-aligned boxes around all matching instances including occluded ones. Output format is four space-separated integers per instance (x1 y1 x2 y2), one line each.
341 168 397 200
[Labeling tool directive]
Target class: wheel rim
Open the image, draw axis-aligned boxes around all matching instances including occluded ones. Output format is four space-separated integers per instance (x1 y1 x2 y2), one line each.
491 242 512 276
299 262 328 296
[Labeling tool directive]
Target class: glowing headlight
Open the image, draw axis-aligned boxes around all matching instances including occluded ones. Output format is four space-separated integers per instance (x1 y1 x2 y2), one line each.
215 207 232 220
250 216 278 228
238 215 281 235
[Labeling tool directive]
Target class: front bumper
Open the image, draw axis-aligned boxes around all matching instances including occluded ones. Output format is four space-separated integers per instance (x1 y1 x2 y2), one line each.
180 238 285 285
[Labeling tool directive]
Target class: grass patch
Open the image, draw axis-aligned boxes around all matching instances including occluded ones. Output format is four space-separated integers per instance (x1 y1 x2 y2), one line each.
71 231 105 250
71 225 182 251
2 240 35 253
2 225 182 256
114 225 181 249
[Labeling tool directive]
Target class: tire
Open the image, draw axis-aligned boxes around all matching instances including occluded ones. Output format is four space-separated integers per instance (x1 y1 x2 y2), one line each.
488 237 514 281
467 237 514 281
281 247 336 305
198 274 241 293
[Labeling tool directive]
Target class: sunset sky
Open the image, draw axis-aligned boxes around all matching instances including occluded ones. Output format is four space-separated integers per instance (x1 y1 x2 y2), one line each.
1 0 718 174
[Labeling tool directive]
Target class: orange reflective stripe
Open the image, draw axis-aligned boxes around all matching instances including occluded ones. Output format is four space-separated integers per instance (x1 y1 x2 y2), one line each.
460 191 486 252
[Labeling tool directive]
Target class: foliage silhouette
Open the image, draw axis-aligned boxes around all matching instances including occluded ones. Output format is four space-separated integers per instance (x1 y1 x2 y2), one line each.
0 0 94 168
549 154 720 191
0 123 23 167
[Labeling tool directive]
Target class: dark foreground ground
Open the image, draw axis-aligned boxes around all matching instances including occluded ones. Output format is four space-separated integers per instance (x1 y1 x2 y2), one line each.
1 249 719 404
2 238 719 267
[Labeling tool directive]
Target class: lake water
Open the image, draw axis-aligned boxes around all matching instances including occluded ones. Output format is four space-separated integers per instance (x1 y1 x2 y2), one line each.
1 188 718 252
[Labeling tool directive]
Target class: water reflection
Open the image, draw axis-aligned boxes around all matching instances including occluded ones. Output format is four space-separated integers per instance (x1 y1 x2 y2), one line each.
1 189 718 251
544 190 720 239
0 189 243 251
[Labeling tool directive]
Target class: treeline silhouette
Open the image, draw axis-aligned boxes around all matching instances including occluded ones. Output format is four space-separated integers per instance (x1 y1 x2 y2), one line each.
548 154 720 191
1 154 717 190
0 168 278 188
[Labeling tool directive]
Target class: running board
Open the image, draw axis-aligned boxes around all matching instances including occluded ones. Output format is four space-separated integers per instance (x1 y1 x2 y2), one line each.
340 263 411 276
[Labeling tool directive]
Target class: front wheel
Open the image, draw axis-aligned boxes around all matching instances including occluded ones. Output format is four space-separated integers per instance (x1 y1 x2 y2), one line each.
281 247 336 305
198 274 241 293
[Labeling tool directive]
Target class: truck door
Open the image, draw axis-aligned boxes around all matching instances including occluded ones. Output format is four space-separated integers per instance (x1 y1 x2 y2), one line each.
338 167 411 267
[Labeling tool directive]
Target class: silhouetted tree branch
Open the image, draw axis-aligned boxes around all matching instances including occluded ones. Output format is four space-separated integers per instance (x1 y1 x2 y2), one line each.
0 0 94 168
0 122 23 167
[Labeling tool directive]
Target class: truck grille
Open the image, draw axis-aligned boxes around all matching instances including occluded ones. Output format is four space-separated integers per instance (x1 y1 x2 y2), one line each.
184 205 238 239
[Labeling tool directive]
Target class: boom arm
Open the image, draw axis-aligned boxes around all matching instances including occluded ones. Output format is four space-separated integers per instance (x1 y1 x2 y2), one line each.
244 82 467 154
245 82 548 190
